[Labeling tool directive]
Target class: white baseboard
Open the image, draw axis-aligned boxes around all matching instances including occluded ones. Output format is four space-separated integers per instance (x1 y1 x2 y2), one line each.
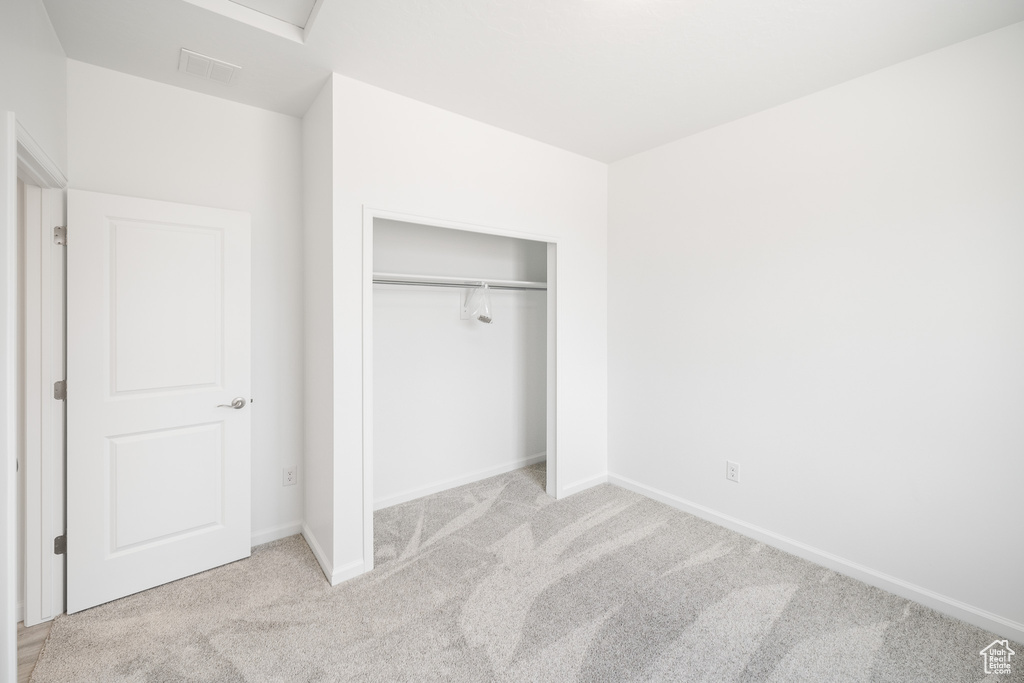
330 559 367 586
251 521 303 547
608 473 1024 644
374 453 547 510
300 523 369 587
301 523 333 584
558 472 609 499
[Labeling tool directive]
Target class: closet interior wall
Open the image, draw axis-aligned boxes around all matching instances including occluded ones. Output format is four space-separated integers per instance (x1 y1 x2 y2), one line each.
372 219 547 508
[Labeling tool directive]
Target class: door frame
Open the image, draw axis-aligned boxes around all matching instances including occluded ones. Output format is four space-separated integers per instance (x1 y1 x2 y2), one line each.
360 207 559 571
21 178 66 626
17 123 67 629
1 110 17 683
2 114 67 680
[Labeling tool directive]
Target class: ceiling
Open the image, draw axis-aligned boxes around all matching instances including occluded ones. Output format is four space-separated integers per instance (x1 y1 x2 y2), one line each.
227 0 318 28
41 0 1024 162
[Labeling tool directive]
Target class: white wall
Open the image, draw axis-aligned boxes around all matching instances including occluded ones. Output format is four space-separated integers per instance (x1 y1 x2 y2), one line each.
608 23 1024 639
373 219 548 282
301 78 335 568
311 73 608 580
0 1 66 648
373 220 547 508
67 61 306 544
0 0 67 175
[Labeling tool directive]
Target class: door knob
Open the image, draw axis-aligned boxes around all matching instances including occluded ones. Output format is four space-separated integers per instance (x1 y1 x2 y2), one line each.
217 397 247 409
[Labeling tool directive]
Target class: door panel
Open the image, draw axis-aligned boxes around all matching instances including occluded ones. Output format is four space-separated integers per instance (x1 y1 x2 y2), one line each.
112 220 222 393
110 424 222 550
67 189 251 614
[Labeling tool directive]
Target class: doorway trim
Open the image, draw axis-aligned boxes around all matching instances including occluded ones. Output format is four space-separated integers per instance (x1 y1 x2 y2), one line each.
360 207 559 571
2 114 67 679
1 110 17 683
21 180 65 627
16 121 67 191
17 122 67 630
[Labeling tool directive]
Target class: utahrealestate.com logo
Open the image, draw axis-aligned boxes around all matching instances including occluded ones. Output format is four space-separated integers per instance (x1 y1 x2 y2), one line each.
980 639 1015 675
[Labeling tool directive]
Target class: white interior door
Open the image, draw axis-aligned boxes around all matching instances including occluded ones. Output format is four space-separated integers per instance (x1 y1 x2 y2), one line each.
66 189 251 614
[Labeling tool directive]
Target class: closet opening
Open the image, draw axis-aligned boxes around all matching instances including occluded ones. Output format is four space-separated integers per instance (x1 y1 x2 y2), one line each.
361 210 558 568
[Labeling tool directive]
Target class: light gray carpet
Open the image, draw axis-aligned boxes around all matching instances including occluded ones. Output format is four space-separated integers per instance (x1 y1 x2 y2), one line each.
30 464 1021 682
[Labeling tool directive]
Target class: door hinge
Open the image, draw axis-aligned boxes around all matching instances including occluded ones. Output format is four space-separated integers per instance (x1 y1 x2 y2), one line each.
53 225 67 246
53 380 67 401
54 535 66 555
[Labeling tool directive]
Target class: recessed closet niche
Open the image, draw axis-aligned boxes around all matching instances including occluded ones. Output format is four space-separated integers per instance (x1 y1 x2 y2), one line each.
373 218 548 509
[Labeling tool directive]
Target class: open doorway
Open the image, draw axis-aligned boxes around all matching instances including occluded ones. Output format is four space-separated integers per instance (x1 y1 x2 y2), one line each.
361 209 558 570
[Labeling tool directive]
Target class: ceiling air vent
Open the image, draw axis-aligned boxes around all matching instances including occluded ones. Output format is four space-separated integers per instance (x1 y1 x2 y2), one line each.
178 48 240 85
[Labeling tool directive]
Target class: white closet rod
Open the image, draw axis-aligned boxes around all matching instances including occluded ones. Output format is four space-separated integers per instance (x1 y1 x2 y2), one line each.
372 272 547 291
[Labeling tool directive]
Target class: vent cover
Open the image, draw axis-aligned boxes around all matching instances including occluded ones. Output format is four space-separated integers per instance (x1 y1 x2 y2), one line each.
178 48 240 85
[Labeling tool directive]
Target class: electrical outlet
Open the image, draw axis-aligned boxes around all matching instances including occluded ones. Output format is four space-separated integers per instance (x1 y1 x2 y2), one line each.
726 461 740 483
283 466 297 487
